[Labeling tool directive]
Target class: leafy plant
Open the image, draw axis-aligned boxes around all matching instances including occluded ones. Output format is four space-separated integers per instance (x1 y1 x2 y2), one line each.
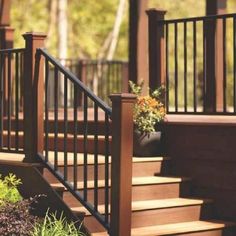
0 196 41 236
129 81 166 134
32 210 86 236
0 173 22 206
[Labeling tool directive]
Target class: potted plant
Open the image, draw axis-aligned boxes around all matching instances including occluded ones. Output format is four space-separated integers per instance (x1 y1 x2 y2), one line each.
129 81 166 157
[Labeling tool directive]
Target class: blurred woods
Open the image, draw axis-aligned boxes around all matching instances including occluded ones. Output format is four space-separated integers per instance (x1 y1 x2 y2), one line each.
10 0 236 60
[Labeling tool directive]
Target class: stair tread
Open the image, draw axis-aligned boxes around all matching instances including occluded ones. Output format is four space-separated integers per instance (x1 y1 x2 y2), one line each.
50 176 190 189
92 220 236 236
45 151 170 166
71 197 212 215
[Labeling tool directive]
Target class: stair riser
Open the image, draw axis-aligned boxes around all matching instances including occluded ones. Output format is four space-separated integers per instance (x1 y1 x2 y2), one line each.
43 161 170 182
84 204 213 233
3 120 111 135
63 182 191 207
2 134 110 154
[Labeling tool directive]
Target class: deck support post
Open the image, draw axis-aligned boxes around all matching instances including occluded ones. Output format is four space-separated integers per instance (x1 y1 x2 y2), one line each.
0 0 11 27
23 32 46 163
109 93 136 236
129 0 149 94
205 0 227 112
147 9 166 91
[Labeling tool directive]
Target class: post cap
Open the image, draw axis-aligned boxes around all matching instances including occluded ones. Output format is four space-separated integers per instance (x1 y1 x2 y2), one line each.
22 32 47 40
109 93 137 103
146 8 167 17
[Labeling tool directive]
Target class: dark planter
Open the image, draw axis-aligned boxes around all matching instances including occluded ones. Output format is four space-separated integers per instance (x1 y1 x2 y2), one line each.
133 129 163 157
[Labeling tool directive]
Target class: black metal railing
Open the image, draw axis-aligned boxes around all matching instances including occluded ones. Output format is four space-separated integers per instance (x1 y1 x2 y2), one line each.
160 13 236 114
47 58 128 107
0 48 24 153
36 49 112 230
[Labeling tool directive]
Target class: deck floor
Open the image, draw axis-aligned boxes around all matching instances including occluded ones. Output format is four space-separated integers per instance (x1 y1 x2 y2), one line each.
6 109 236 124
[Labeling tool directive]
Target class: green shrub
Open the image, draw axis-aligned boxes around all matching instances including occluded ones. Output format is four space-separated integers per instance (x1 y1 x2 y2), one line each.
31 210 86 236
0 173 22 206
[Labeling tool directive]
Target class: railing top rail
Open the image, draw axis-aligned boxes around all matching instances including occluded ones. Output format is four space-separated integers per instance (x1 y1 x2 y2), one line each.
38 48 112 116
0 48 25 53
60 58 128 64
158 12 236 24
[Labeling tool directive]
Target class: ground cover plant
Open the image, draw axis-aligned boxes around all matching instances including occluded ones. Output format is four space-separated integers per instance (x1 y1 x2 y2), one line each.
32 210 86 236
0 174 86 236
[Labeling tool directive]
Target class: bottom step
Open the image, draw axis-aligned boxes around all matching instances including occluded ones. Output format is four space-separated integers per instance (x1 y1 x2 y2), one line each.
92 220 236 236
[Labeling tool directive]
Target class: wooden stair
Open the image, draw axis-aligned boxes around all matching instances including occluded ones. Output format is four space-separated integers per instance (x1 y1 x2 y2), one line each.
2 118 236 235
42 152 236 235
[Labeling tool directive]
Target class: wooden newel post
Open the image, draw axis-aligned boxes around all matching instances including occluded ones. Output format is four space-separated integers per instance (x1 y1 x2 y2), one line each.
23 32 46 163
109 93 136 236
146 9 166 90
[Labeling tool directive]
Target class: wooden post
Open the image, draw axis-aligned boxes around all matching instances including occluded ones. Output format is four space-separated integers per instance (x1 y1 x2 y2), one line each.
146 9 166 91
0 0 11 26
129 0 149 94
205 0 227 112
0 26 14 49
121 62 129 93
23 32 46 163
109 93 136 236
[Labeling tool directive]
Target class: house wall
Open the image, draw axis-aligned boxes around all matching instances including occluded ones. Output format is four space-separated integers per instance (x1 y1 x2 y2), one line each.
164 120 236 220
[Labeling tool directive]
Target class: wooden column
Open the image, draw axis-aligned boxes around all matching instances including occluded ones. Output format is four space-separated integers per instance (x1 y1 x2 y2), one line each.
23 33 46 163
109 93 136 236
146 9 166 91
0 0 11 26
0 26 14 49
205 0 227 112
129 0 149 94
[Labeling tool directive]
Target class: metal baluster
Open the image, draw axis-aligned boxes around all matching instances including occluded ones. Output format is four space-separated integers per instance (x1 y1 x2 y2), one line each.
7 52 11 150
166 23 169 113
174 22 178 112
193 21 197 112
45 59 49 162
64 75 68 181
104 113 110 224
54 67 59 170
0 53 3 148
223 18 227 112
73 84 78 190
234 17 236 113
203 20 206 112
15 52 19 151
83 94 88 201
184 21 187 112
94 104 98 211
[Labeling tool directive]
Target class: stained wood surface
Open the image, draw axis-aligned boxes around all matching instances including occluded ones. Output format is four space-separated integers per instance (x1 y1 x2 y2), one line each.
92 220 235 236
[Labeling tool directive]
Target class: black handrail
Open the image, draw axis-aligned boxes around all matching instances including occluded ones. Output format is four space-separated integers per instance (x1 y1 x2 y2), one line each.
38 49 112 116
159 13 236 24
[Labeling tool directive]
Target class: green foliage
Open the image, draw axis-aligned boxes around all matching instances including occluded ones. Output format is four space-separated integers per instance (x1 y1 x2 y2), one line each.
129 81 166 134
0 173 22 206
31 211 85 236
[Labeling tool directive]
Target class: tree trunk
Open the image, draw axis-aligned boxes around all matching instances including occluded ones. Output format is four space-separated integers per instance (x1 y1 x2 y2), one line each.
106 0 126 60
58 0 68 106
46 0 57 49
